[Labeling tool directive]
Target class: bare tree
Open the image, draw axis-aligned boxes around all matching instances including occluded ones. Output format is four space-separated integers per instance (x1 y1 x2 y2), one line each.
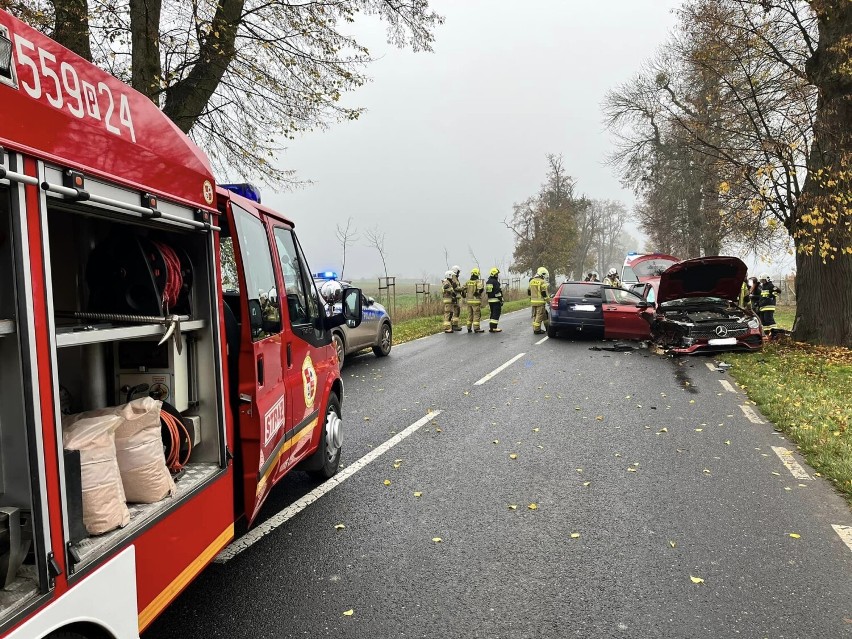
365 226 389 280
335 217 358 281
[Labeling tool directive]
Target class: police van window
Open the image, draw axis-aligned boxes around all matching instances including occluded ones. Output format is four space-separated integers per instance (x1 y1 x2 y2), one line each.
231 204 281 340
622 265 638 283
272 227 311 326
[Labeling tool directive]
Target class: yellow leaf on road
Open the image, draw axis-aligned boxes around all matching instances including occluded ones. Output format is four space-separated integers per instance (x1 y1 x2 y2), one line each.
789 533 801 539
576 468 583 473
657 428 668 434
772 472 780 476
509 453 518 460
528 503 538 510
335 524 345 530
703 469 711 474
695 428 703 432
583 481 591 486
689 400 695 404
724 440 731 445
436 427 442 432
393 463 401 469
508 504 517 510
532 427 540 432
383 479 391 486
432 537 442 543
343 609 354 616
669 540 676 548
627 468 637 472
570 532 580 538
414 492 422 498
596 415 604 421
493 440 499 444
690 575 704 584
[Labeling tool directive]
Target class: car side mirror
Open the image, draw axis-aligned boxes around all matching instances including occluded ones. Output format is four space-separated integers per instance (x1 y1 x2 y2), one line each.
637 301 655 310
325 287 363 329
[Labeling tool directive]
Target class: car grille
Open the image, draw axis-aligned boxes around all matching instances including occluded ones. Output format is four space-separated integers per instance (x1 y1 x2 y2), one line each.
688 320 748 339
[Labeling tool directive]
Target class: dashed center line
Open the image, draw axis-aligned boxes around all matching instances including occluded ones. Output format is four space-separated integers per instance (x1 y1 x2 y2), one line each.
474 352 526 386
705 362 717 372
739 404 765 424
719 379 737 393
214 410 442 563
771 446 811 480
832 525 852 553
535 335 549 345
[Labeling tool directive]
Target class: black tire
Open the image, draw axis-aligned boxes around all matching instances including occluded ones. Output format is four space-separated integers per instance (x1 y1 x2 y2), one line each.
547 324 558 338
304 393 342 479
332 332 345 369
373 322 392 357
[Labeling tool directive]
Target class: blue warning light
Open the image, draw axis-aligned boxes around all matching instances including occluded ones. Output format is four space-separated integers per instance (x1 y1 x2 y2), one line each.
221 183 262 203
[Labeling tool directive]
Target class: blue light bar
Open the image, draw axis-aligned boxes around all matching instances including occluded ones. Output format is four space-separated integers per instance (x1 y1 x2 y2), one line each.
627 251 638 256
221 183 262 203
314 271 338 280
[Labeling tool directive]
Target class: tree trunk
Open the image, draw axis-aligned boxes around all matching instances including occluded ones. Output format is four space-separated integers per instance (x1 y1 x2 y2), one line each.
51 0 92 62
130 0 162 104
163 0 245 134
793 1 852 346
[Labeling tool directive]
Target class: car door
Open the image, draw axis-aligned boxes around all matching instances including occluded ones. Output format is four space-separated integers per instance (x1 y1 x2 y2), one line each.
272 227 332 470
228 202 288 525
602 286 652 340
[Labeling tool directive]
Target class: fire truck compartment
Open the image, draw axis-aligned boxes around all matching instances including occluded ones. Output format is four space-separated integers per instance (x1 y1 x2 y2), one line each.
43 187 227 576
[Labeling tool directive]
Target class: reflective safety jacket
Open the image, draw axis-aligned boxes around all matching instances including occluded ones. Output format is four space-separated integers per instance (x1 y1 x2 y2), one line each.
465 277 484 304
442 278 458 303
486 276 503 303
528 276 548 306
603 276 622 288
759 283 779 311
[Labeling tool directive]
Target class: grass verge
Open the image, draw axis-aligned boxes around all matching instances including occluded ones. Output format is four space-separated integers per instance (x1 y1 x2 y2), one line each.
392 299 531 344
719 305 852 503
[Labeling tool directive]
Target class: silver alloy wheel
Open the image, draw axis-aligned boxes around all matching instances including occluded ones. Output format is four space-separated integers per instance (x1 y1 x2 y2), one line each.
324 404 342 464
379 325 391 353
333 333 344 367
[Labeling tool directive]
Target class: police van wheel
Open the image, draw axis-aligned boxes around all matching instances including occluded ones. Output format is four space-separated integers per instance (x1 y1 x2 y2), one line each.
332 332 345 369
306 392 342 479
373 323 392 357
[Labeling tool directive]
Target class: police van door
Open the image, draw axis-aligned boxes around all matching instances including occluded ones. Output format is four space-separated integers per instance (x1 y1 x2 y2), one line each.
228 202 288 524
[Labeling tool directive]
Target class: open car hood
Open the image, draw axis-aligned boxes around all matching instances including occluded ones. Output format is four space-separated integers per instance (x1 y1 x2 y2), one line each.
657 256 747 304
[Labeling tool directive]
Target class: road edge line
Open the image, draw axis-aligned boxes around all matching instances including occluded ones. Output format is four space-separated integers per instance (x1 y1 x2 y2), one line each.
474 352 526 386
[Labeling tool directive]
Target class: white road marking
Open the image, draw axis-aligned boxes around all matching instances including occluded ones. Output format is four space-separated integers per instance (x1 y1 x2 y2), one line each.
740 404 765 424
705 362 717 371
535 335 549 345
719 379 737 393
474 352 526 386
832 525 852 553
771 446 811 480
214 410 442 563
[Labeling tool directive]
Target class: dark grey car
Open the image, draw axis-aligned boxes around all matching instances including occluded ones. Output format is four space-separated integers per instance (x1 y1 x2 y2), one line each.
315 277 392 367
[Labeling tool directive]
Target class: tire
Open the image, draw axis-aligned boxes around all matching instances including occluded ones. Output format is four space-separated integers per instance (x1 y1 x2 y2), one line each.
373 322 392 357
547 324 558 338
332 332 345 369
304 392 342 479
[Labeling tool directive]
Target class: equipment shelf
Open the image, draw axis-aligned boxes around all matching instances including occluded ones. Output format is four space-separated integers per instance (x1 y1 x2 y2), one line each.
55 320 206 348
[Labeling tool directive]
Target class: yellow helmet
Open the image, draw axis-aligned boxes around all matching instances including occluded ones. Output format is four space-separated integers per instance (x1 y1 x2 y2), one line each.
489 267 500 277
537 267 549 278
471 267 480 277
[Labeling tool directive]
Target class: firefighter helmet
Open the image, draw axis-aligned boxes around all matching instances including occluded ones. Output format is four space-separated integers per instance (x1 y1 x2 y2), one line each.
760 273 770 281
320 280 343 304
452 265 461 276
536 267 548 278
489 267 500 277
445 270 454 279
607 268 618 277
471 267 480 277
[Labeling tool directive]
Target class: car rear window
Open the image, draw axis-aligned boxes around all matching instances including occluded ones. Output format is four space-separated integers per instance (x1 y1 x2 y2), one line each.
559 283 602 298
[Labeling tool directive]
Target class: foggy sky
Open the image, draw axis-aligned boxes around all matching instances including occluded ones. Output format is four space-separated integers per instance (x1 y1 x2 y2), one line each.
265 0 684 281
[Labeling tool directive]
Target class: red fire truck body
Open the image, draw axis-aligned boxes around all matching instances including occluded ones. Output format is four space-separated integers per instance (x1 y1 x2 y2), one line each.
0 11 358 639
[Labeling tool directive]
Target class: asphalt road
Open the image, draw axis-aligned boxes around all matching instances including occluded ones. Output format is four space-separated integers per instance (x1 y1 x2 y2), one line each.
144 309 852 639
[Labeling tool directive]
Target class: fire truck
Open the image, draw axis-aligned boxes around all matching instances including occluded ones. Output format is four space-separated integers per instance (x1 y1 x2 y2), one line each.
0 10 361 639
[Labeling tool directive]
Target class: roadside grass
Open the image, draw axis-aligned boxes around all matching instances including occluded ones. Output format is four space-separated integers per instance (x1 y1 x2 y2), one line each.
392 299 531 344
719 305 852 503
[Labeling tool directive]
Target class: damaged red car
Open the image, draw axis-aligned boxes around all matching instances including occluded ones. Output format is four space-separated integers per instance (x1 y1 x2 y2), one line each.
642 256 763 354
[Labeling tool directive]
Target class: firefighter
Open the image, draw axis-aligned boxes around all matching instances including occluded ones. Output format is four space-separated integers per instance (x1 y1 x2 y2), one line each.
748 276 761 310
486 267 504 333
441 269 458 334
757 273 780 332
739 278 750 309
584 271 594 282
603 268 622 288
464 267 485 333
450 264 463 331
528 267 550 334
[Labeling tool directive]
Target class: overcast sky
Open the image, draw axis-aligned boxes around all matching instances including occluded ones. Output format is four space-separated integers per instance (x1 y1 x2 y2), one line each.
265 0 685 281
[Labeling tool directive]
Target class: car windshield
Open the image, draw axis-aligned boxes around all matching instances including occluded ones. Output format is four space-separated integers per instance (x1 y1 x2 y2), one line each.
660 296 728 308
634 259 678 278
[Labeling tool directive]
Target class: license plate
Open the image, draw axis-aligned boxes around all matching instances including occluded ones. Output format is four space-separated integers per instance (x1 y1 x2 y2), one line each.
708 337 737 346
572 304 596 312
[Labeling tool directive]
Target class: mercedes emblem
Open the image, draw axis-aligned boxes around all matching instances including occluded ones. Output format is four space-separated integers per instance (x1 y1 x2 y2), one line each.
715 325 729 337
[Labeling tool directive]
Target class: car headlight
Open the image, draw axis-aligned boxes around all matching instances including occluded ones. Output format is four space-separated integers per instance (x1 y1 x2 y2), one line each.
747 317 760 330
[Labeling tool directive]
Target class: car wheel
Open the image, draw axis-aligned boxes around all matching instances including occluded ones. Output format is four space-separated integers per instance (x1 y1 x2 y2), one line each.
373 322 392 357
332 332 345 368
547 324 557 338
304 392 342 479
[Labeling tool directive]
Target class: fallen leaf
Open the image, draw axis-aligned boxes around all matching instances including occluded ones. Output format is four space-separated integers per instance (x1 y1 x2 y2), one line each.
436 427 442 432
703 469 711 474
632 462 640 467
343 609 354 616
508 504 517 510
393 463 401 469
335 524 345 530
669 540 676 548
627 468 637 472
658 428 668 434
394 459 402 464
493 439 499 444
798 483 808 487
363 417 370 421
771 472 780 476
532 427 540 432
464 391 470 396
383 479 391 486
615 453 622 458
570 532 580 538
576 468 583 473
528 503 538 510
724 440 731 445
689 400 695 404
432 537 442 543
509 453 518 460
583 481 591 486
695 428 703 432
690 575 705 584
414 491 422 498
789 533 801 539
596 415 604 421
